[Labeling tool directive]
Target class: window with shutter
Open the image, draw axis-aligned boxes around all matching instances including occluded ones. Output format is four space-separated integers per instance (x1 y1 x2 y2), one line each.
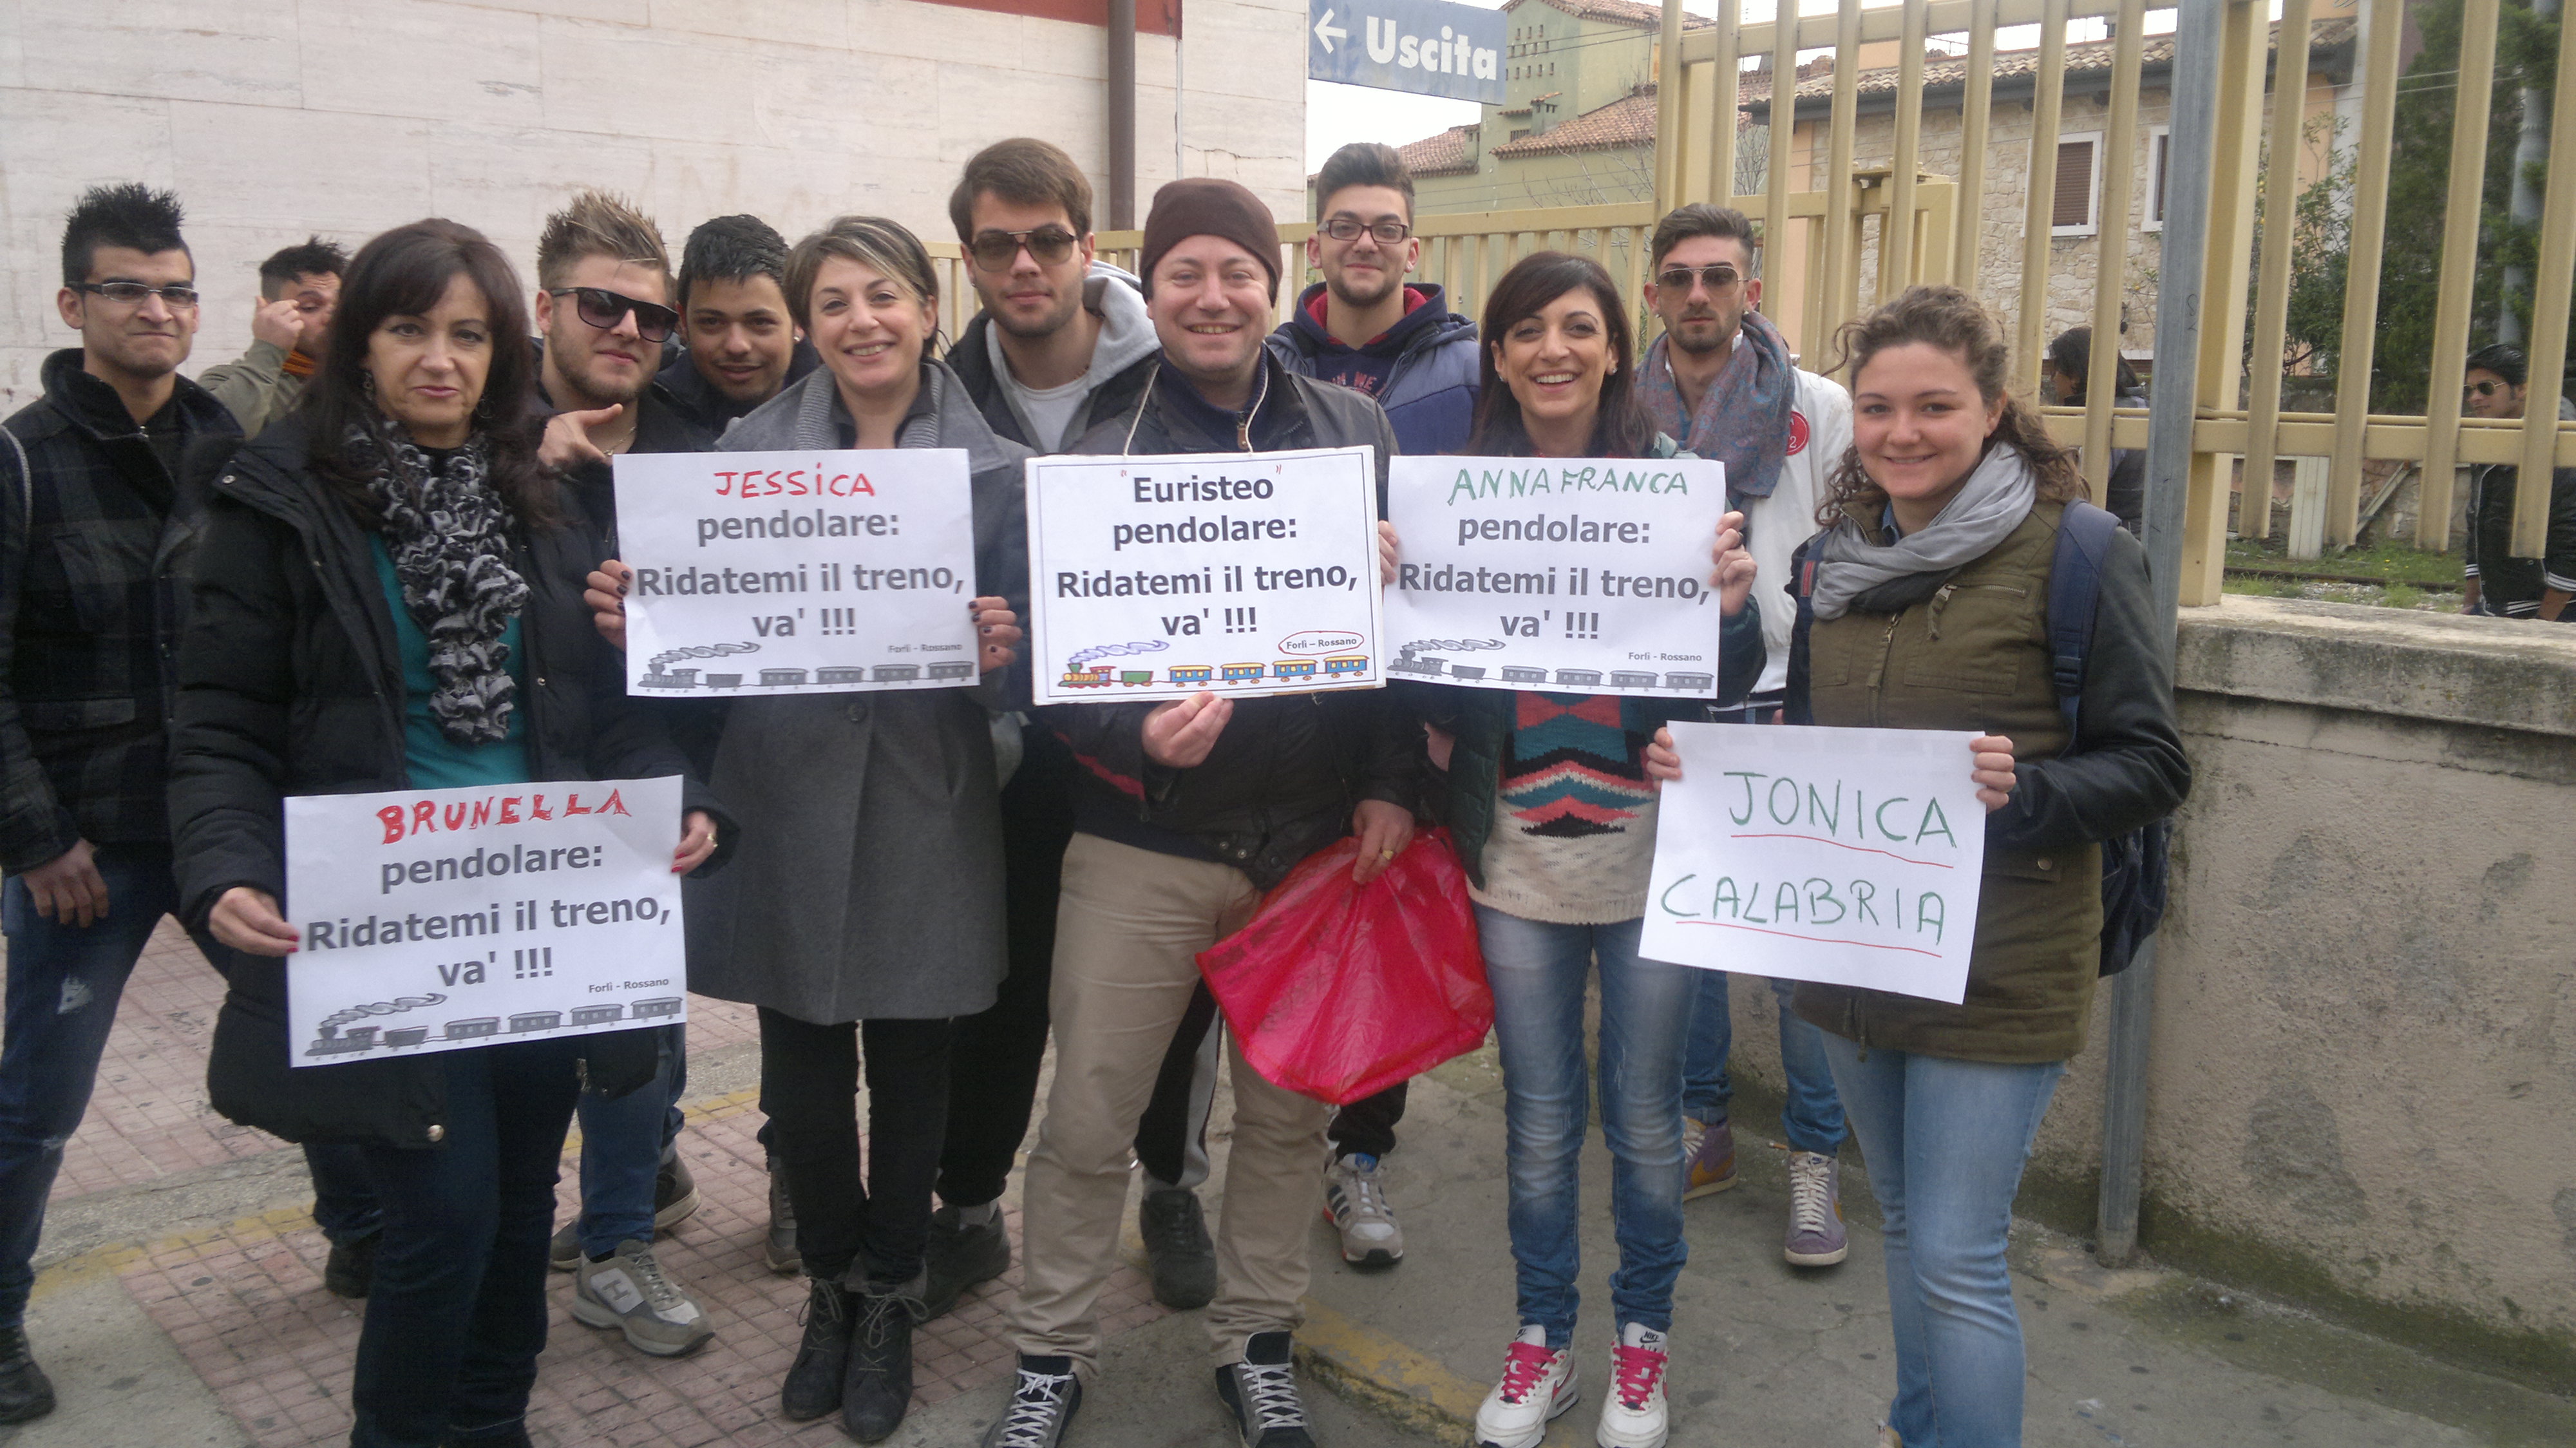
2051 136 2099 233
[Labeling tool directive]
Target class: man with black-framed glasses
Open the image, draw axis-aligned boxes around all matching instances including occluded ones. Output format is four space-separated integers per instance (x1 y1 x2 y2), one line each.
0 183 239 1425
1267 142 1479 459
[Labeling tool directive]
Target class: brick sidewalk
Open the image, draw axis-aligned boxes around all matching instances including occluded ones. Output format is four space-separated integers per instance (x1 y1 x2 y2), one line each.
60 921 1170 1447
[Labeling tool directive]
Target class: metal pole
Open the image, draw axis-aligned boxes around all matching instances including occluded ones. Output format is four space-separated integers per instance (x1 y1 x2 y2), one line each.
2098 0 2220 1271
1109 0 1138 229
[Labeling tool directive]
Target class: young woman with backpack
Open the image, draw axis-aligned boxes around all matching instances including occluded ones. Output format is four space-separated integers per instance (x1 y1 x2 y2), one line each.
1648 285 2190 1447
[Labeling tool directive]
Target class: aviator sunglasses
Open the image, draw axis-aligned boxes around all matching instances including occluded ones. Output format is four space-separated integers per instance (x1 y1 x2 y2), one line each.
969 227 1080 271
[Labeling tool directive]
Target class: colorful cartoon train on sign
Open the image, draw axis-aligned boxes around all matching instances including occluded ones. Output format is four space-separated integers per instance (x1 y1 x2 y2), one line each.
1056 656 1371 690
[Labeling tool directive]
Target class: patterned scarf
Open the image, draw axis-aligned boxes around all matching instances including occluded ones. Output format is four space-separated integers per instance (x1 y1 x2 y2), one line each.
1639 309 1797 499
348 424 528 745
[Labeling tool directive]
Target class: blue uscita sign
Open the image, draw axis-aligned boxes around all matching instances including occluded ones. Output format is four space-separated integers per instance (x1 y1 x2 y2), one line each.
1309 0 1505 105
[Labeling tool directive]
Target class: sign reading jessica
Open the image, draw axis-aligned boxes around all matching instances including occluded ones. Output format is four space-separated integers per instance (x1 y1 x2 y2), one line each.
1026 446 1386 705
1309 0 1505 105
284 776 687 1066
1383 455 1730 697
1642 723 1988 1004
611 449 981 696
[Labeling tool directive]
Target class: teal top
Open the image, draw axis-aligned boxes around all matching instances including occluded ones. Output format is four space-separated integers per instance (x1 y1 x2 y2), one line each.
371 533 530 788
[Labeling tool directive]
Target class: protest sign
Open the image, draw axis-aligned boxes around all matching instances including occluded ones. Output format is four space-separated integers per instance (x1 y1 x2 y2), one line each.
1025 446 1386 703
1383 455 1729 697
284 776 686 1065
1641 723 1987 1004
612 448 981 696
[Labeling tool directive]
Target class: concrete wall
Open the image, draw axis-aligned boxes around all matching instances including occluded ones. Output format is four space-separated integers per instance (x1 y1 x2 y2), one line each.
1722 596 2576 1392
0 0 1309 411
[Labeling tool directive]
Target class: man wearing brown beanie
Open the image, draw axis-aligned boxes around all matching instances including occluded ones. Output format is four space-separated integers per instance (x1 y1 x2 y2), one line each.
984 177 1426 1448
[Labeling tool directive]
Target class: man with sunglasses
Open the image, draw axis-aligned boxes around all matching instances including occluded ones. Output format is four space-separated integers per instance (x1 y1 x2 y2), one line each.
526 190 720 1360
1640 203 1861 1272
2458 342 2576 622
0 184 239 1424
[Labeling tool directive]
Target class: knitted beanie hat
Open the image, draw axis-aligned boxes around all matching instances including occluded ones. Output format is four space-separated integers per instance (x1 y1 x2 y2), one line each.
1137 177 1280 300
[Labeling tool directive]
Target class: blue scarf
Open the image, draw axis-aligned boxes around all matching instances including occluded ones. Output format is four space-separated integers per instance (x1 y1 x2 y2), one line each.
1639 309 1796 499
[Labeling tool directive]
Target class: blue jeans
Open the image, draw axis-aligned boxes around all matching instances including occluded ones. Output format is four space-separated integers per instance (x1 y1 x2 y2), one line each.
570 1028 685 1257
0 843 221 1328
350 1038 581 1448
1479 906 1694 1348
1820 1036 2065 1448
1681 971 1850 1155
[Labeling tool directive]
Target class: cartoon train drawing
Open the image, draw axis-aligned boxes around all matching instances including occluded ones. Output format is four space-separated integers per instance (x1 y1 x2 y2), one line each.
1219 662 1266 683
638 668 699 689
873 664 921 682
759 668 809 687
1448 664 1488 680
1118 669 1156 687
446 1017 500 1040
383 1027 429 1049
1059 667 1113 689
1665 671 1715 691
1554 669 1604 687
705 673 743 687
1389 654 1444 676
1273 659 1319 681
1170 665 1214 685
815 666 867 685
633 996 685 1020
571 1004 625 1027
305 1025 379 1057
929 661 976 680
1608 671 1660 689
1322 656 1369 677
1500 665 1549 684
509 1011 564 1034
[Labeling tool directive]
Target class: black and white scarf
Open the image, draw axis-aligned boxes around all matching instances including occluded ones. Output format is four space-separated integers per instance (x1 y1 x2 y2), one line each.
350 425 527 745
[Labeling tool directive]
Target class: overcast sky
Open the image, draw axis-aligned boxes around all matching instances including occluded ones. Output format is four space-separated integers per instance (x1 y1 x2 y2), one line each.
1301 1 2170 173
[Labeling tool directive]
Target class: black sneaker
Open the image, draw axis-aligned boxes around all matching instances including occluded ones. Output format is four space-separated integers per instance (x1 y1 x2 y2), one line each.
764 1154 800 1276
780 1277 855 1422
1139 1185 1217 1310
841 1276 927 1442
978 1355 1081 1448
654 1149 701 1232
0 1326 53 1425
323 1231 379 1299
1215 1331 1313 1447
923 1205 1010 1319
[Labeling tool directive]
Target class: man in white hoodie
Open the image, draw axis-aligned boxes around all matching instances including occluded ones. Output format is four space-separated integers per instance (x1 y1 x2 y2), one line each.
1640 203 1859 1271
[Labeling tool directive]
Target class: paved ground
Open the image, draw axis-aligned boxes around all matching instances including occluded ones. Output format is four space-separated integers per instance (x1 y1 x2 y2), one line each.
10 920 2573 1447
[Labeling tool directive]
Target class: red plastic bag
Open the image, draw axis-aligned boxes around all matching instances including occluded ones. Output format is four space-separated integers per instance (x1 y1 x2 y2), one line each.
1195 828 1492 1106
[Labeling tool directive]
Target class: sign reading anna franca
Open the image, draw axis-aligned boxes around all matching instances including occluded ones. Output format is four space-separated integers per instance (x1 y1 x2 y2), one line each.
1308 0 1505 105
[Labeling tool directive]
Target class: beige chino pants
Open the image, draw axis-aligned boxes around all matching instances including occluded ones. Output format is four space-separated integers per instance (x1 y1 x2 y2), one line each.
1007 832 1331 1376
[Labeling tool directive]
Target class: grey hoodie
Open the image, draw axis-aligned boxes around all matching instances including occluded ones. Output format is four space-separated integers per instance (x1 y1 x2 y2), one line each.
981 263 1162 451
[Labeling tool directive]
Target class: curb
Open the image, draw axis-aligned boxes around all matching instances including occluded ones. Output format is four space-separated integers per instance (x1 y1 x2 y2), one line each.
1295 1296 1482 1445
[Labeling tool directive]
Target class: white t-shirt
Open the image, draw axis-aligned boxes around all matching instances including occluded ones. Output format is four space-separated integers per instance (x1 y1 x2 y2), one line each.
1007 372 1092 454
1746 370 1852 694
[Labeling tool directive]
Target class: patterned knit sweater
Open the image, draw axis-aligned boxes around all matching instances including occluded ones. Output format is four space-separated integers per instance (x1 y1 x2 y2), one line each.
1468 692 1662 925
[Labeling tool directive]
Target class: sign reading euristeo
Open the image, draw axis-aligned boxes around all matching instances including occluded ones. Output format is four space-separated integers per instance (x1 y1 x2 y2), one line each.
285 776 685 1065
612 448 981 695
1026 446 1386 704
1384 455 1729 696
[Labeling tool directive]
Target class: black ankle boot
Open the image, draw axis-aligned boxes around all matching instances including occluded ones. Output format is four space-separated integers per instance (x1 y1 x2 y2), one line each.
0 1326 55 1425
780 1277 855 1422
841 1276 926 1442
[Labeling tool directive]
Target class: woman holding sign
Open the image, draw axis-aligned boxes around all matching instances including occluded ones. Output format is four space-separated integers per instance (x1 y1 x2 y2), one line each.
1651 287 2188 1448
589 214 1028 1443
167 219 726 1448
1390 251 1763 1448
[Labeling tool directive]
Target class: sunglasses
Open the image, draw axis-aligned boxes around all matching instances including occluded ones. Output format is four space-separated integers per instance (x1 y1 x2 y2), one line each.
2463 379 2510 399
74 280 200 308
549 287 678 343
1656 264 1742 293
969 227 1079 271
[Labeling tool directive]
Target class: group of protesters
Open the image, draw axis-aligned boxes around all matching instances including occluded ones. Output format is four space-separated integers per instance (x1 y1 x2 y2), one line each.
1 134 2196 1448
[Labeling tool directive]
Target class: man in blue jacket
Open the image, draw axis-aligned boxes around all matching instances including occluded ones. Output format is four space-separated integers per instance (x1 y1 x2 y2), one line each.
1267 142 1478 457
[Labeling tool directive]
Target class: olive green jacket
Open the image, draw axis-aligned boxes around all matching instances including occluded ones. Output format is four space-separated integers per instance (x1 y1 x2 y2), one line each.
1790 499 2189 1063
196 340 307 438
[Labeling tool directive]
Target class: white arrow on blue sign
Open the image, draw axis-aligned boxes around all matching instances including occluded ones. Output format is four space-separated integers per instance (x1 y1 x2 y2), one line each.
1309 0 1506 106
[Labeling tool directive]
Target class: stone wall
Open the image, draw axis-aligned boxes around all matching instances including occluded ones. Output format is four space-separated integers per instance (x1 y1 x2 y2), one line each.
1721 596 2576 1392
0 0 1309 410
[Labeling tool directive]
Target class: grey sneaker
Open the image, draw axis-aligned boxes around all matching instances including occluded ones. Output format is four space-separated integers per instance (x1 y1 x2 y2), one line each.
1322 1153 1403 1268
979 1354 1082 1448
1682 1114 1738 1200
1215 1330 1314 1447
571 1239 714 1357
1783 1150 1850 1266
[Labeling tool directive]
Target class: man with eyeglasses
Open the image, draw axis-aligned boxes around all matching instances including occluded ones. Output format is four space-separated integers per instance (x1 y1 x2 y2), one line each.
196 236 347 437
526 189 720 1360
0 183 240 1424
1267 142 1479 458
2458 341 2576 622
1639 203 1861 1273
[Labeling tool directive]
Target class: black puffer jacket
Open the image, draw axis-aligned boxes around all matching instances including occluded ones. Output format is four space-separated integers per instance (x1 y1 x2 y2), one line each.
1044 357 1425 888
169 417 726 1148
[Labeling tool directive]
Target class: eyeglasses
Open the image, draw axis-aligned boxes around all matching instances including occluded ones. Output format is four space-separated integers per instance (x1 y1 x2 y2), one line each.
969 227 1079 271
73 281 200 309
2463 379 2510 399
1320 218 1411 244
1656 264 1742 293
549 287 679 343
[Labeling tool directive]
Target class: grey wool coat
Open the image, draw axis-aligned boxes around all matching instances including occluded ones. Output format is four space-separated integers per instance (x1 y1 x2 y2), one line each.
681 359 1031 1024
